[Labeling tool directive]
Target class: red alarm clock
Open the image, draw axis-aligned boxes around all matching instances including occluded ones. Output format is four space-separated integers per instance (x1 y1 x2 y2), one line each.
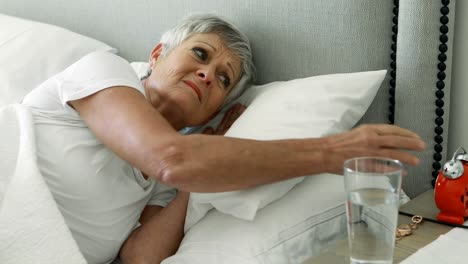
434 147 468 225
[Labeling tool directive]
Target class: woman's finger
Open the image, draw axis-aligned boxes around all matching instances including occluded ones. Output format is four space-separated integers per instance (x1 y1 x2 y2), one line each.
226 104 245 126
377 148 421 166
370 124 421 139
202 126 214 135
216 105 236 133
216 103 246 134
376 135 426 151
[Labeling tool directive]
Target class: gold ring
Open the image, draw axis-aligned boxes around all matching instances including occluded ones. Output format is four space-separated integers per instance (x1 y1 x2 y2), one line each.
397 224 412 236
412 215 423 224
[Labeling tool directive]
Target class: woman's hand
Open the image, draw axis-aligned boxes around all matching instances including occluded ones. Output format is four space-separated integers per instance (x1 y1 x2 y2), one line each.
120 191 189 264
323 124 426 174
203 103 246 135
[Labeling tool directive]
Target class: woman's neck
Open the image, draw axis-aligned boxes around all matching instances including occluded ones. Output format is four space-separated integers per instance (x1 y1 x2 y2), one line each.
142 79 186 131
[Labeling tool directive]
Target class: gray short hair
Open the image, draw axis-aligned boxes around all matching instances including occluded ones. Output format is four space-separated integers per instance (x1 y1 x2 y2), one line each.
160 14 256 104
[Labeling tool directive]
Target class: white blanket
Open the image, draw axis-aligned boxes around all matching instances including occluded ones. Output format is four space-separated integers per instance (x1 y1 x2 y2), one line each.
0 104 86 264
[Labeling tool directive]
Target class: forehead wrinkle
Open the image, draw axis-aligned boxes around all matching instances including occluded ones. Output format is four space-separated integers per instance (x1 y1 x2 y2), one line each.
195 40 217 52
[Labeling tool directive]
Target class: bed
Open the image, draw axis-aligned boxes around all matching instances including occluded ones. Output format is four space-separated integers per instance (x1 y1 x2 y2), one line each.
0 0 457 263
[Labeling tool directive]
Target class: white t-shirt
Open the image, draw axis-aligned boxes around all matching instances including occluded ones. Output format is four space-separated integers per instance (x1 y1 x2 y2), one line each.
22 51 176 264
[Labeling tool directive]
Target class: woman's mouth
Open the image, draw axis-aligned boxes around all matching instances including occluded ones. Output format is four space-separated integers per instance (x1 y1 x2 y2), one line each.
183 80 202 102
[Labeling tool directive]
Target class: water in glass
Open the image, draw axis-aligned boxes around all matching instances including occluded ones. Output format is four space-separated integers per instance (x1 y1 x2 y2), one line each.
347 188 399 264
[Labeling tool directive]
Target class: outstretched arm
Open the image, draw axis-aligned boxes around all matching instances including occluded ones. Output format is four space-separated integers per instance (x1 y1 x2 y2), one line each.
159 124 424 191
70 86 425 192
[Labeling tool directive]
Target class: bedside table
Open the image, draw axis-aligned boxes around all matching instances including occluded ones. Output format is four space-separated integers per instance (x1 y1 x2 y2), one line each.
303 190 454 263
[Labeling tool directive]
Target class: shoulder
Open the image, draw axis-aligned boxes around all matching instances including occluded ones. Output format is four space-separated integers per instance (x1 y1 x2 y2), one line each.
79 51 127 64
63 51 141 86
71 51 132 74
57 51 145 109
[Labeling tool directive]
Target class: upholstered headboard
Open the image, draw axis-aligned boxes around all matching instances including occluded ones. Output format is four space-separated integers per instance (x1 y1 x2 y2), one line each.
0 0 456 198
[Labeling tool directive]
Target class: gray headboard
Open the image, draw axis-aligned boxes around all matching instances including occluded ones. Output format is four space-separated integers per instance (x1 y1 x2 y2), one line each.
0 0 456 198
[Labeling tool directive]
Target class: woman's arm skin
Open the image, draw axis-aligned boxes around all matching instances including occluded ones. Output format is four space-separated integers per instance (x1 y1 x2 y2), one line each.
70 86 425 192
119 191 189 264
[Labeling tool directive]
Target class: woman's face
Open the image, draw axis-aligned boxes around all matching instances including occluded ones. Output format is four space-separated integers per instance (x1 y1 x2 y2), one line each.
144 33 242 129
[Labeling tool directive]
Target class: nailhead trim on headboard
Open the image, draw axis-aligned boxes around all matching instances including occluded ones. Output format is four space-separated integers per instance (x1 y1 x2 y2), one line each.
388 0 399 124
432 0 451 187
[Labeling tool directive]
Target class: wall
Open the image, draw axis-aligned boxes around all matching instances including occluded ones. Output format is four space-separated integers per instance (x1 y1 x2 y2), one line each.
448 1 468 158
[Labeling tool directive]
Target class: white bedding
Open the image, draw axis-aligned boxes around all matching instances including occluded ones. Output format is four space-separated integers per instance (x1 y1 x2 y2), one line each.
0 13 405 264
0 104 86 264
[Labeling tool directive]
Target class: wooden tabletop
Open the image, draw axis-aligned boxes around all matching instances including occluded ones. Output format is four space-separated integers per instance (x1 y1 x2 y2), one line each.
303 190 454 263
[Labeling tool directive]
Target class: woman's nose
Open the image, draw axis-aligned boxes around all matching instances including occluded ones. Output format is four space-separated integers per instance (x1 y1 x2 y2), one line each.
196 68 213 87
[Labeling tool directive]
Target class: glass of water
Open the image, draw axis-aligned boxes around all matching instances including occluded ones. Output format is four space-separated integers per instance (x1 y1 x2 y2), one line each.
343 157 403 264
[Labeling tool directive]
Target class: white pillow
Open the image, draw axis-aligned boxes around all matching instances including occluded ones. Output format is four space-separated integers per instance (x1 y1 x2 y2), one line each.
166 180 408 264
184 70 387 231
0 14 116 108
164 173 348 264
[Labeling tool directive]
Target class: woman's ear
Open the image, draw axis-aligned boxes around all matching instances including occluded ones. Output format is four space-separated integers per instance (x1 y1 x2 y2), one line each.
149 43 164 67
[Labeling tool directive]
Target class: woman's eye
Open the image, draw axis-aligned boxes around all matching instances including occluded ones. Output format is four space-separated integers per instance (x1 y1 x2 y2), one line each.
192 47 208 61
220 75 231 89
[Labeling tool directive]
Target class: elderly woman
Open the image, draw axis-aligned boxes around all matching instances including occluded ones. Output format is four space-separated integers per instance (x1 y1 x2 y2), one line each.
21 14 424 264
